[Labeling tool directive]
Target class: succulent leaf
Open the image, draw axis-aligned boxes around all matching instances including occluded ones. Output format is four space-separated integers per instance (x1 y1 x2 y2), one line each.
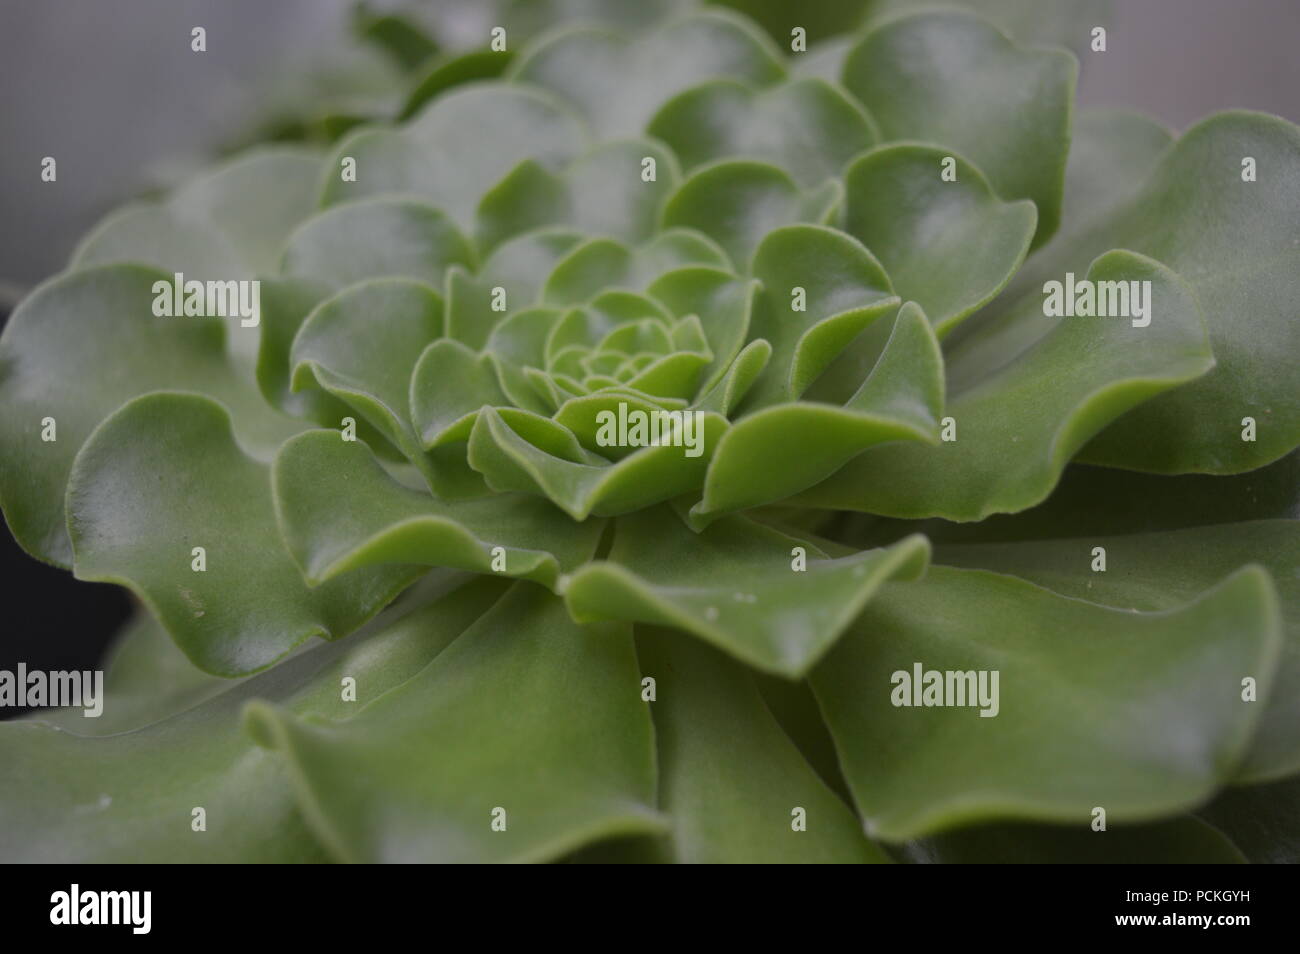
812 565 1280 840
1 0 1297 864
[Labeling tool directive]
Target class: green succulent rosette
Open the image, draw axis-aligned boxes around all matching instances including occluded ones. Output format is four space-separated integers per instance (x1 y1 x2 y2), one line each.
1 1 1297 863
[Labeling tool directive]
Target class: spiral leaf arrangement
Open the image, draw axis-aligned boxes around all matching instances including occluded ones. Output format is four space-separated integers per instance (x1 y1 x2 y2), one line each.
1 1 1297 863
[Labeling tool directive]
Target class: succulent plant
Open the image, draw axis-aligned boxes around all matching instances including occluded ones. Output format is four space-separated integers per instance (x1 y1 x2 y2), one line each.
1 0 1297 864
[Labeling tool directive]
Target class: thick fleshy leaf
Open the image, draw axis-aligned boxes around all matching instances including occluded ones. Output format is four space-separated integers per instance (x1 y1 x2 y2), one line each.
842 9 1075 245
661 160 841 267
540 234 729 307
694 303 942 521
694 338 772 415
0 576 505 862
245 584 664 863
556 392 683 457
66 393 420 675
253 275 354 425
289 278 443 463
168 149 324 272
481 306 568 413
535 230 733 310
934 520 1300 783
647 266 757 391
797 251 1212 519
712 0 870 47
400 49 515 120
844 143 1036 336
636 228 734 276
319 84 586 227
962 112 1300 474
392 0 689 55
273 430 603 590
742 224 898 409
752 670 855 803
648 77 875 186
950 109 1174 379
1028 108 1174 263
22 611 231 737
410 338 507 447
869 0 1116 58
509 10 785 138
811 565 1281 841
71 203 245 281
477 141 681 251
282 197 474 288
0 265 301 566
468 406 727 519
900 817 1245 864
922 450 1300 544
637 626 891 862
791 36 854 83
767 0 1113 65
6 0 1296 868
564 509 930 676
564 141 683 245
73 148 322 277
353 9 438 70
444 228 587 350
247 37 405 143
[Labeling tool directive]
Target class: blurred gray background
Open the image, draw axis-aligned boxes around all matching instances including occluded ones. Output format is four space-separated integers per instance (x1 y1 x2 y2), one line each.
2 0 1299 291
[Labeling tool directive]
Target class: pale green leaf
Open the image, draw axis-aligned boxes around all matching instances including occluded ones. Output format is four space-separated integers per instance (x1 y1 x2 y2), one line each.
245 584 664 863
812 565 1281 841
565 509 930 676
66 393 420 675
